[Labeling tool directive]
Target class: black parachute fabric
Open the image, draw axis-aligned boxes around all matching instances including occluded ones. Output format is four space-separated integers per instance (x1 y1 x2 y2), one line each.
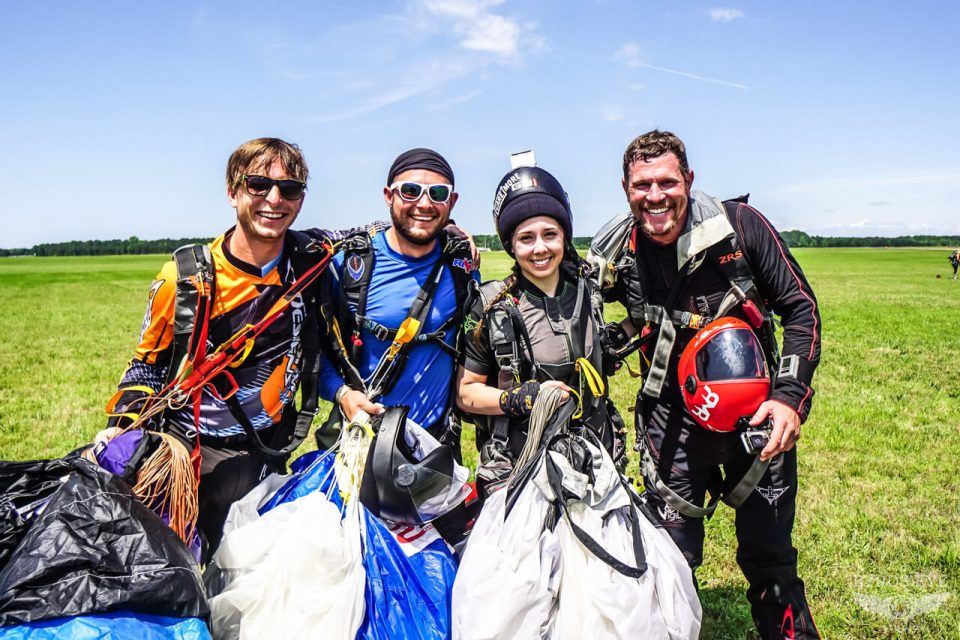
0 453 77 568
0 457 209 626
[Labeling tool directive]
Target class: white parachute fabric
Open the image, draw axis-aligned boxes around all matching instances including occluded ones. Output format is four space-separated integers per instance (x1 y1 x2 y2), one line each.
550 443 701 640
451 475 561 640
452 409 701 640
208 462 366 640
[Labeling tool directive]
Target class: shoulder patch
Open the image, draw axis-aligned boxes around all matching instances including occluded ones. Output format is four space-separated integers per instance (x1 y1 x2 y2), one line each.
452 257 474 273
462 315 479 334
346 253 365 280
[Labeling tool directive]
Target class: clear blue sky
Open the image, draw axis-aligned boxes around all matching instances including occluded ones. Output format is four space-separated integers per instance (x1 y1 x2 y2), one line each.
2 0 957 248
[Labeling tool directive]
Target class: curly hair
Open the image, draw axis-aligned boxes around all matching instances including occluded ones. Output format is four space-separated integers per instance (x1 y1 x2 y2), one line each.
622 129 689 181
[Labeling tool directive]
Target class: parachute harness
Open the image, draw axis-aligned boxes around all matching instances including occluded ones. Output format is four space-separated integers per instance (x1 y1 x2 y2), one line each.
99 238 336 545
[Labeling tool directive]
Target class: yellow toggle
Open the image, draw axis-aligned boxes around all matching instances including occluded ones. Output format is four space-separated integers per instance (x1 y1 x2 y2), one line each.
571 358 605 420
569 388 585 420
386 317 421 360
575 358 605 397
208 323 256 368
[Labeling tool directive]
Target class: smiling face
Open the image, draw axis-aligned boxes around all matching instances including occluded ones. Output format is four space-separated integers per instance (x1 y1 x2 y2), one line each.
511 215 565 293
383 168 457 255
622 152 693 246
228 157 304 253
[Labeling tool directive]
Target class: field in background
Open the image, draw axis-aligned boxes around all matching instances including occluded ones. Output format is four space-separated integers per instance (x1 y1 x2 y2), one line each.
1 248 958 638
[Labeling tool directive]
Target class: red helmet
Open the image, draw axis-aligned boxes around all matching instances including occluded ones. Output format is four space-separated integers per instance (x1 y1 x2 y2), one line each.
678 317 770 433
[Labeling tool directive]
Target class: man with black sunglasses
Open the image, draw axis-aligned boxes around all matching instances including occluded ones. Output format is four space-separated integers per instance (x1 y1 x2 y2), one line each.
99 137 360 561
317 148 478 539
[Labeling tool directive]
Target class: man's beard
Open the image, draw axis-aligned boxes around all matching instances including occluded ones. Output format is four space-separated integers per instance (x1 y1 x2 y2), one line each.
391 206 445 245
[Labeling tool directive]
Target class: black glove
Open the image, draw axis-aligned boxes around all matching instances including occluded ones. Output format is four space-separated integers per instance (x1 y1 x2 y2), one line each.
499 380 541 417
601 322 631 375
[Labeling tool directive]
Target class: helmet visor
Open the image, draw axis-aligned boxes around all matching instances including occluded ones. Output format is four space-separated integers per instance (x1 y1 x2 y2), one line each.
381 419 470 525
393 451 471 524
696 327 767 382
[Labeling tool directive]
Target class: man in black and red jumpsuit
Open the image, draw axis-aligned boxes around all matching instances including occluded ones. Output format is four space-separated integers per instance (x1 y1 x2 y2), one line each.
608 129 822 639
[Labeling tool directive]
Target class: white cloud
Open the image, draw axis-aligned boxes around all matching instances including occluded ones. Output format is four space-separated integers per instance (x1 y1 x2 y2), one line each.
601 106 625 122
614 43 641 66
422 0 529 57
777 169 960 194
613 42 747 89
708 7 744 23
428 90 483 111
462 14 520 54
304 59 470 123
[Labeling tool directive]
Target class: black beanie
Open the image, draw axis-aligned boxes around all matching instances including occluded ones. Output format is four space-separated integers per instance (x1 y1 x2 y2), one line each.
387 148 454 187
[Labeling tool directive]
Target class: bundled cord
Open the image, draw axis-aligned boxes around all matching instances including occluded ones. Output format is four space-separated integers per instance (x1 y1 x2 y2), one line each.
510 385 568 482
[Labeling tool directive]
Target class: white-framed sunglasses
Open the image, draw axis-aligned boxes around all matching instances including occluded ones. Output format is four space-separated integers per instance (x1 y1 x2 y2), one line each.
389 181 453 204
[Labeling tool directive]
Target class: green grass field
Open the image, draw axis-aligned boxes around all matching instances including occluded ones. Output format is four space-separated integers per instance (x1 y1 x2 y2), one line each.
1 248 958 638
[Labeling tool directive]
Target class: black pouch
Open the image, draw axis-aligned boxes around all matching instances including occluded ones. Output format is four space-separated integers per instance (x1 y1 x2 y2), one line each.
475 441 515 502
314 406 345 451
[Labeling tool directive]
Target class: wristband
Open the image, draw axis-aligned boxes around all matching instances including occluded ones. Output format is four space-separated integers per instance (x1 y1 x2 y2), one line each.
499 380 542 417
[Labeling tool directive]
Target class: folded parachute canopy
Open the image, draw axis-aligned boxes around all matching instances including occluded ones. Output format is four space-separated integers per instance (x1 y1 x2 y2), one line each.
0 453 77 568
0 458 209 626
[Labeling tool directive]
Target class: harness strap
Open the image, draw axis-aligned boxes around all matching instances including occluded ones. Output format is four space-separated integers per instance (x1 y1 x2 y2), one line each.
340 233 377 352
543 423 647 578
358 314 457 353
638 305 676 399
639 438 770 518
167 244 216 387
722 456 771 508
365 256 446 399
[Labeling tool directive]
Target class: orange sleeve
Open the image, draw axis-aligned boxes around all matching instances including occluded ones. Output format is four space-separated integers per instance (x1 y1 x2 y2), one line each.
132 260 177 365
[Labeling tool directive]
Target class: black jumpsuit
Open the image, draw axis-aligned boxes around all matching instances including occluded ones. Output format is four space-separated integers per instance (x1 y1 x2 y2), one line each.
612 199 822 639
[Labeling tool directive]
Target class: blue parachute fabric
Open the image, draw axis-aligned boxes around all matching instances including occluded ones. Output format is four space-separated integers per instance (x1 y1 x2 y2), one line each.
0 611 211 639
356 510 457 640
259 449 342 514
258 449 457 640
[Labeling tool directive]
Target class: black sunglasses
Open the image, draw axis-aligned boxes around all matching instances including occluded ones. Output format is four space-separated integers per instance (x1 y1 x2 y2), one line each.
242 175 307 201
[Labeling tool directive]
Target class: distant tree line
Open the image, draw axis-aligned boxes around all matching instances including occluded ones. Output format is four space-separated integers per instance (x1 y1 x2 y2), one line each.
0 236 214 257
778 231 960 248
3 232 960 258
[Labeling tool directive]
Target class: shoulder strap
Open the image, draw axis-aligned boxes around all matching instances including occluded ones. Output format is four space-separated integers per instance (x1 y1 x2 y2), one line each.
586 212 636 290
337 230 376 356
283 233 326 455
166 243 216 387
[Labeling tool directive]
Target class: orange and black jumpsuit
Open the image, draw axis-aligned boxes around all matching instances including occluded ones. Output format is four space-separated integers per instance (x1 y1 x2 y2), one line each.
112 227 334 557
